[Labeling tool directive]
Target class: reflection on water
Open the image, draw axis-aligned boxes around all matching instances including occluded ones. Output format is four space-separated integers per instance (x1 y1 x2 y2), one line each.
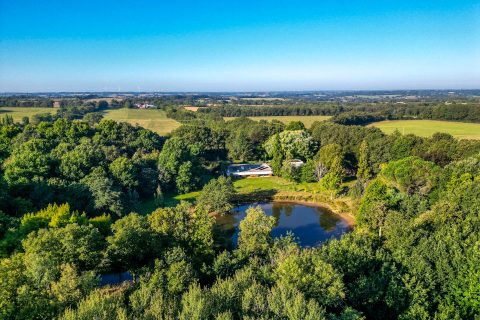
99 271 133 286
216 202 351 248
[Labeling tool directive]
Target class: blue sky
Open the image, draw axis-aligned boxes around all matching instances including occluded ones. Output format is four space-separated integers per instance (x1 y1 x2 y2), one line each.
0 0 479 92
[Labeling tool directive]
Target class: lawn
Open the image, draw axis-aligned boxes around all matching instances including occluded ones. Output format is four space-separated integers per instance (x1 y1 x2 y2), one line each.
102 108 181 135
369 120 480 140
224 115 331 127
0 107 57 122
135 176 355 218
136 177 315 214
233 176 320 193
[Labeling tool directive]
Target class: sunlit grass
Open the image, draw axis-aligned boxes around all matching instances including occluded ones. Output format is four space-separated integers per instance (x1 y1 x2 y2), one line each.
103 108 181 135
0 107 57 122
369 120 480 140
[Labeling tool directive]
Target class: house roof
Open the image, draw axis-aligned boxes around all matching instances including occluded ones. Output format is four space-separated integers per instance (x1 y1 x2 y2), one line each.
227 163 272 176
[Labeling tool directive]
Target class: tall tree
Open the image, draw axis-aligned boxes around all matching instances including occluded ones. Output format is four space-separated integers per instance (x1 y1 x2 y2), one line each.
270 134 284 176
105 213 158 273
319 156 344 200
237 207 275 257
357 139 372 181
196 176 236 214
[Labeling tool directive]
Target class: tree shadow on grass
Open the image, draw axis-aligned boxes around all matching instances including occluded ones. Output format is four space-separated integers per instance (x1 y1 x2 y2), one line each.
234 189 278 205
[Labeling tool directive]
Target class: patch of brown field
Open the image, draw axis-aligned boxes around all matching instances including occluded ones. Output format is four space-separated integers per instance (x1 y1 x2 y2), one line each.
184 106 199 112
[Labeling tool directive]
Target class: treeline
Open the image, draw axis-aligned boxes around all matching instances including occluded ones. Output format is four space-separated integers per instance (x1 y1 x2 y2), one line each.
330 111 387 125
200 104 342 117
57 99 120 120
331 103 480 125
0 97 54 108
199 102 480 124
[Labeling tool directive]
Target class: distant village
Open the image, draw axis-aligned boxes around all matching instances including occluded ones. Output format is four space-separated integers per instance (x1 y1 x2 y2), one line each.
134 103 156 109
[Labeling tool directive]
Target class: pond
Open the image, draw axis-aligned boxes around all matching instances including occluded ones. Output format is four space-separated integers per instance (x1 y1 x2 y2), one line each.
99 271 133 286
216 202 351 248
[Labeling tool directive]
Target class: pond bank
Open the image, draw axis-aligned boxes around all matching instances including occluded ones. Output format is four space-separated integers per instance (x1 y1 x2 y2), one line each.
269 200 355 227
234 190 356 226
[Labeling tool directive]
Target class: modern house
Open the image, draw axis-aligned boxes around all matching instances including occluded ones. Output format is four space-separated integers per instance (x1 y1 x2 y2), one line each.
227 163 273 177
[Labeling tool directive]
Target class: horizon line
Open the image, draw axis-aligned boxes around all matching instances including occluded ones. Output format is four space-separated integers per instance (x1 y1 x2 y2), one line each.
1 88 480 95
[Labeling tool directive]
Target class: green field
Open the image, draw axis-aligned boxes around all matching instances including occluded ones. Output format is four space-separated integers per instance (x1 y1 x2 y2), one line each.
0 107 57 122
369 120 480 140
224 115 331 127
102 108 181 135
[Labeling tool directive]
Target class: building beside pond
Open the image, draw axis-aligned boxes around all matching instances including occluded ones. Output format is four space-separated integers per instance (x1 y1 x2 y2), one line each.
227 163 273 177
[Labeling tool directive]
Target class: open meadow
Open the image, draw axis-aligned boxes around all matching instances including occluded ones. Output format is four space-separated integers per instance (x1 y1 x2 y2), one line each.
368 120 480 140
224 115 331 127
102 108 181 135
0 107 57 122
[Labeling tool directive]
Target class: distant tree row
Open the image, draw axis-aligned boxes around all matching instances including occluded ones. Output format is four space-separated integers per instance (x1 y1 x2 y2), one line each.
0 97 54 108
200 104 342 117
199 101 480 123
57 100 114 120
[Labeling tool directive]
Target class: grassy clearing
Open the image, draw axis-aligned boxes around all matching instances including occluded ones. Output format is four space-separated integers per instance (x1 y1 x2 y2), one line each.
234 177 355 220
233 176 349 197
224 115 331 127
0 107 57 122
134 176 355 219
234 176 303 193
102 108 181 135
369 120 480 140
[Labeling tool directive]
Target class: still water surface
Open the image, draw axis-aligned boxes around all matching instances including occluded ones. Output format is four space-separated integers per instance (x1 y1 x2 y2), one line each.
101 202 351 286
216 202 351 247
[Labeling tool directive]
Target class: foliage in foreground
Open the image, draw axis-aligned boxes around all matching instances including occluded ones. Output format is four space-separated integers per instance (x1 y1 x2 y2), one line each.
1 153 479 319
1 114 480 319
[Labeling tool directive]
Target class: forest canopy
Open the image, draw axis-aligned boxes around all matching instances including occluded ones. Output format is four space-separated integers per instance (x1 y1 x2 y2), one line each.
1 109 480 319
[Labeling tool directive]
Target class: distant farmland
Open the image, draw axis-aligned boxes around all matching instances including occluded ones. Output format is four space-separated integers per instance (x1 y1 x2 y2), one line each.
0 107 57 122
102 108 181 135
369 120 480 140
224 115 331 127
